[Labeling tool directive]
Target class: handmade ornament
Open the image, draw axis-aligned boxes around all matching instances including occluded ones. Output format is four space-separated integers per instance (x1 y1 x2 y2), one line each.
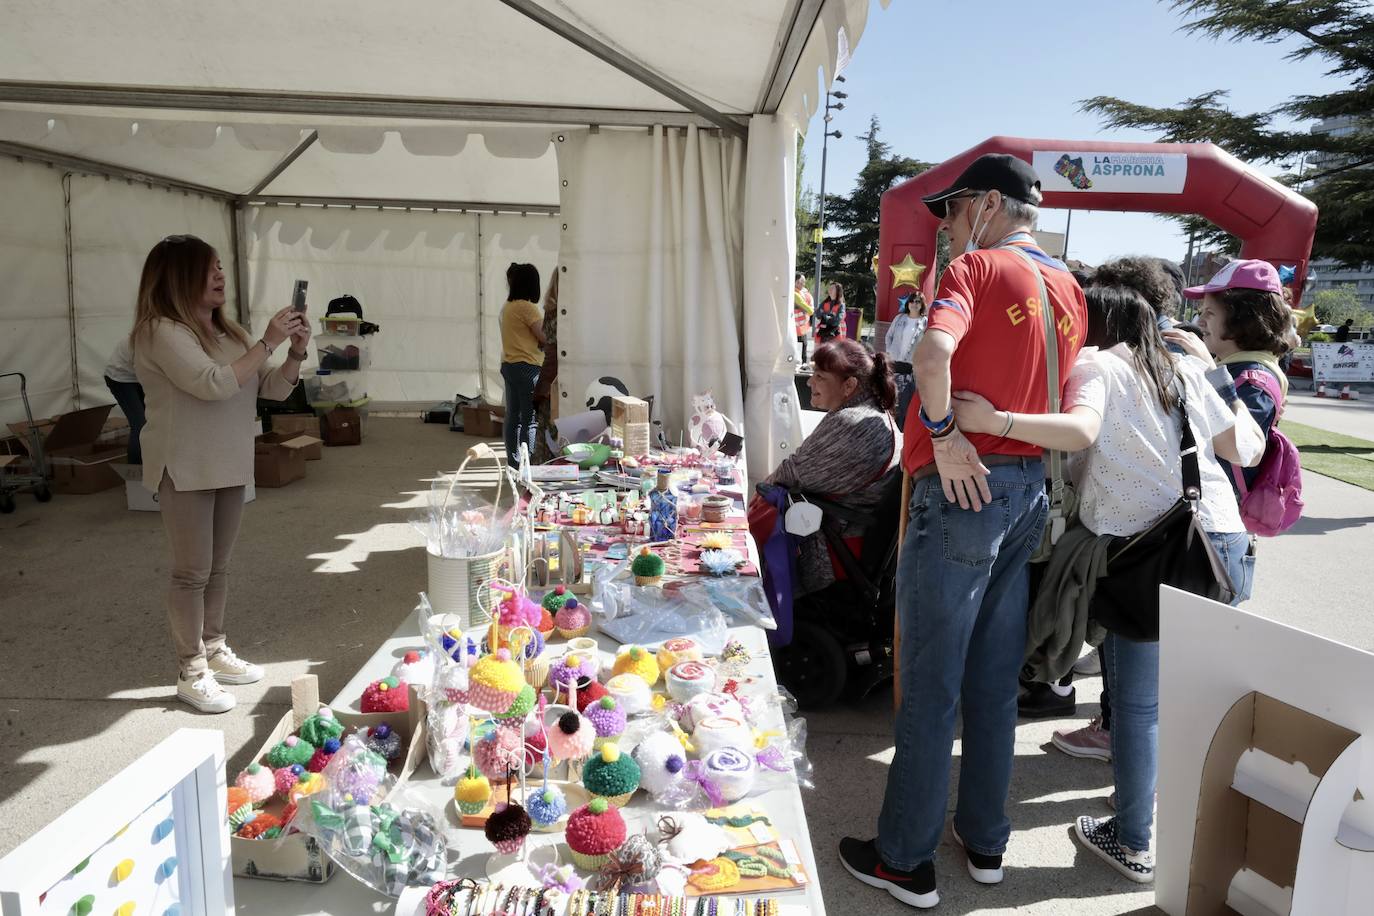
569 676 610 712
688 857 741 892
391 650 436 688
303 798 446 896
234 763 275 804
274 765 306 800
307 737 344 773
289 771 326 804
701 747 756 802
473 724 524 781
554 598 592 638
330 737 389 806
605 672 653 716
550 651 599 690
691 716 752 756
611 645 660 685
631 547 666 587
468 649 525 712
484 799 531 854
700 549 743 576
495 683 538 720
267 735 315 768
226 786 251 820
718 639 751 676
679 693 744 733
687 391 737 456
528 784 568 829
665 660 715 703
425 702 468 778
361 676 410 714
585 696 627 748
565 797 627 870
547 709 596 762
592 833 664 893
228 797 258 832
235 811 282 840
581 742 641 807
655 637 704 673
697 531 734 552
455 765 491 815
365 723 403 761
632 731 689 798
656 813 729 865
299 707 345 746
542 584 573 615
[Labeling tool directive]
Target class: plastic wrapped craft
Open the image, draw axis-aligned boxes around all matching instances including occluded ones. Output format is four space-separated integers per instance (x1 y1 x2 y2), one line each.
411 478 514 559
290 734 447 897
415 595 473 779
593 580 728 654
698 577 777 631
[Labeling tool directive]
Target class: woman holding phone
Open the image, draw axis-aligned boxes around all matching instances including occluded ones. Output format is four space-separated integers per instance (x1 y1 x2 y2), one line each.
133 235 309 713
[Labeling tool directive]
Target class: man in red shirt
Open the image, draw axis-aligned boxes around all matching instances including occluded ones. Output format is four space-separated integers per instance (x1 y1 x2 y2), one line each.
840 154 1086 908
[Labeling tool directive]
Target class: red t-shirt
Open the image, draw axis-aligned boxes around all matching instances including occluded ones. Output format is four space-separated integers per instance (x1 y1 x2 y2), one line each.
902 244 1087 474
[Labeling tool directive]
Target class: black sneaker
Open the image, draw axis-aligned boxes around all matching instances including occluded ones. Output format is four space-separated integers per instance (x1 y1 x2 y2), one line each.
1017 681 1077 719
1074 815 1154 883
950 825 1004 884
838 837 939 909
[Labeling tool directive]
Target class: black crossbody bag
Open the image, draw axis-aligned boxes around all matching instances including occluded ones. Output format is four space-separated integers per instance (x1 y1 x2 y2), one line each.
1090 381 1236 641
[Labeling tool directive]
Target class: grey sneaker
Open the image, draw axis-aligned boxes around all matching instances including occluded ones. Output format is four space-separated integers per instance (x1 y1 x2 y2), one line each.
1072 650 1102 677
208 646 264 685
177 673 235 714
1074 816 1154 883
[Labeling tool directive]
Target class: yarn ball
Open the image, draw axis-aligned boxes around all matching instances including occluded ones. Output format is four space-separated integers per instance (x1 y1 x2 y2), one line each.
365 723 403 761
527 785 568 826
234 763 275 804
612 646 660 685
273 766 303 799
656 637 704 673
581 742 641 798
572 677 610 713
496 683 538 720
267 735 315 768
225 786 252 819
498 590 543 630
585 696 627 739
455 770 491 814
288 771 326 803
484 801 532 854
547 710 596 762
306 737 343 773
298 708 345 746
565 797 627 855
554 599 590 634
390 650 436 688
632 731 689 796
361 676 410 713
630 548 665 579
605 673 653 716
549 652 599 690
474 726 523 780
235 812 282 840
541 585 572 614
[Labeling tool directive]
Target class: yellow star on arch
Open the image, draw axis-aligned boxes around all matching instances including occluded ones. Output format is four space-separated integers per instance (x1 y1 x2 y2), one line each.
889 253 927 290
1291 302 1318 336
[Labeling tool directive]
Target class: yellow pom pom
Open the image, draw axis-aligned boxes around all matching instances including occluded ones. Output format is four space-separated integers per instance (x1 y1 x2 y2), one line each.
455 774 492 804
600 743 621 763
612 645 660 685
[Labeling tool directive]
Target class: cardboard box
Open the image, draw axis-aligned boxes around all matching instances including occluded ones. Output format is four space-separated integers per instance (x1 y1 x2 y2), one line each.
15 405 126 494
610 396 651 455
113 464 256 511
322 407 362 446
269 413 322 440
253 435 319 487
259 431 322 462
232 675 427 884
460 404 502 439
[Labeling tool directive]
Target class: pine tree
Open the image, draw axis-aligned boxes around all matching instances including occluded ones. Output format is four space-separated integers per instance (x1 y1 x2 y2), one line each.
818 116 932 322
1080 0 1374 265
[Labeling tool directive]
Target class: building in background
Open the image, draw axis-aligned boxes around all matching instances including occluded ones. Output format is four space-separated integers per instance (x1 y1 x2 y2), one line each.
1307 117 1373 307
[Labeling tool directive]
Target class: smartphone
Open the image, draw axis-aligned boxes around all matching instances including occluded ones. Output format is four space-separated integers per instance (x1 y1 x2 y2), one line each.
291 279 308 313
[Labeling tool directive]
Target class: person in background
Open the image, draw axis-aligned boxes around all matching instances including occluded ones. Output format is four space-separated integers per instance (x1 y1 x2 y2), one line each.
839 154 1086 908
104 336 146 465
499 262 546 464
953 283 1263 885
132 234 308 714
531 269 560 465
816 282 847 342
794 272 815 362
885 291 927 427
1335 318 1354 342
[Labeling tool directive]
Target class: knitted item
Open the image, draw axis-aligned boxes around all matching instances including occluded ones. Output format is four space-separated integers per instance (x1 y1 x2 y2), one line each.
273 766 304 800
468 649 525 713
390 650 435 688
474 726 524 781
565 797 627 860
571 678 610 713
611 646 661 686
360 676 410 714
538 607 556 634
527 785 568 826
226 786 252 819
523 728 548 770
632 731 689 797
484 801 531 854
702 747 756 802
665 660 715 703
235 812 282 840
630 548 666 586
581 743 640 802
550 651 599 690
267 735 315 769
585 696 627 742
605 673 653 716
495 683 537 720
298 708 345 746
547 710 596 762
365 723 402 761
688 857 741 892
542 585 572 614
288 772 325 803
656 637 704 673
455 768 491 815
496 589 542 631
307 737 343 773
234 763 275 804
554 599 591 638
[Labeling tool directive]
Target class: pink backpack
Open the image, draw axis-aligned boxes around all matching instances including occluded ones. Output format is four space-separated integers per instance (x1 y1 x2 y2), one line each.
1230 368 1304 536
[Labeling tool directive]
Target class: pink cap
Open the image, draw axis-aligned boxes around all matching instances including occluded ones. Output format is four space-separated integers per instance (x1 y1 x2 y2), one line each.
1183 259 1283 300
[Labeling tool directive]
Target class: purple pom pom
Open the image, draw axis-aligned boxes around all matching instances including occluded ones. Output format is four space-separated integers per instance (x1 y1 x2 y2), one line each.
374 723 392 740
290 764 305 777
324 737 341 754
666 755 685 774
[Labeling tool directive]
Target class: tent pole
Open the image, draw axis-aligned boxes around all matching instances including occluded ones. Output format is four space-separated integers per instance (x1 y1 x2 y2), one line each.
477 212 486 403
494 0 747 138
755 0 826 114
231 202 252 331
61 174 80 410
0 140 233 199
249 131 319 197
248 194 558 214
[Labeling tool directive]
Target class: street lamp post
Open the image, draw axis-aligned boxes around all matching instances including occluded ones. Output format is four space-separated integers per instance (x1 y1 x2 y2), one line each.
812 78 845 315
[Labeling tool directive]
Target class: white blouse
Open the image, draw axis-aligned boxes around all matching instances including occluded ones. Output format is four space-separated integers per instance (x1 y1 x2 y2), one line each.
1064 345 1244 537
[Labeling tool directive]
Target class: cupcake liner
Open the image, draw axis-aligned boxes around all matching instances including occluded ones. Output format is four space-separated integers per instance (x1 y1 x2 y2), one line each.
569 849 612 870
556 625 590 640
492 836 525 854
457 800 486 815
468 683 518 713
602 790 635 808
634 576 662 587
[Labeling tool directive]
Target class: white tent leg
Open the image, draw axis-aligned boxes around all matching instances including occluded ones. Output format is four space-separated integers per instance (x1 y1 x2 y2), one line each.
231 202 251 331
61 173 80 409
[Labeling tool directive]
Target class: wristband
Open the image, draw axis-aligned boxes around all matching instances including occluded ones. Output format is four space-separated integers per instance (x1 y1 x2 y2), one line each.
258 339 273 356
918 406 955 436
287 347 309 362
930 421 958 441
1000 411 1015 438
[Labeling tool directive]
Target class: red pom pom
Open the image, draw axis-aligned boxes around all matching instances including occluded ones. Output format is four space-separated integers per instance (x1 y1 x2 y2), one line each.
236 812 282 839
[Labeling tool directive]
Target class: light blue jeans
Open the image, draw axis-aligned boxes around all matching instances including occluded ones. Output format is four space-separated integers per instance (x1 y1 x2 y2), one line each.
1108 529 1252 852
877 459 1047 869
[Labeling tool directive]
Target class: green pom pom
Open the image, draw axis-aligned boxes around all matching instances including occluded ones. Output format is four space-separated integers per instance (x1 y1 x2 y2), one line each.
542 788 555 803
589 797 609 815
599 696 616 710
630 551 665 577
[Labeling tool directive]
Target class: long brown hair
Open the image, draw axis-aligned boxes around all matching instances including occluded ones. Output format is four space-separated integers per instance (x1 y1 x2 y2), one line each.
130 235 250 353
1085 284 1176 411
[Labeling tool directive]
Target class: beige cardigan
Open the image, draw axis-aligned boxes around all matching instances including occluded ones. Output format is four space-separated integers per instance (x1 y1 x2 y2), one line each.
135 319 297 492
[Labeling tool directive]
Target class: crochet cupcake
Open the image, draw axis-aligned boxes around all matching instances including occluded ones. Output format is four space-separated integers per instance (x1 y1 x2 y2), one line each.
307 737 343 773
234 763 275 804
611 645 660 686
585 696 627 748
554 597 591 639
390 650 435 688
495 683 537 721
632 731 689 798
656 637 704 673
485 801 532 854
549 651 600 692
474 725 524 781
547 710 596 762
273 765 305 800
605 673 653 716
630 547 665 587
266 735 315 769
581 743 641 807
298 707 345 747
455 765 491 815
542 584 572 616
565 797 627 870
570 677 610 713
468 649 526 712
360 676 409 714
365 723 402 761
527 785 568 830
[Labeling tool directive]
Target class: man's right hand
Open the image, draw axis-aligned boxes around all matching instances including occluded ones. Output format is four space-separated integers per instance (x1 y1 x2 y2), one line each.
932 428 992 511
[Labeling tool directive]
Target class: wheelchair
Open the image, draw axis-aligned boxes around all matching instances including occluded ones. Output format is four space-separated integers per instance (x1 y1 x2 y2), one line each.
765 469 905 708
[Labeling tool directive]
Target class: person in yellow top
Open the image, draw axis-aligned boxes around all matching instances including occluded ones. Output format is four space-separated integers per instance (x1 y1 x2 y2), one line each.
793 272 815 362
499 262 547 463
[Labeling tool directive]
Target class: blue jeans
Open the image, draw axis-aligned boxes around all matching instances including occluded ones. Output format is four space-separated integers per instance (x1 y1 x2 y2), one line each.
877 459 1048 869
105 376 146 465
500 362 540 463
1108 529 1252 852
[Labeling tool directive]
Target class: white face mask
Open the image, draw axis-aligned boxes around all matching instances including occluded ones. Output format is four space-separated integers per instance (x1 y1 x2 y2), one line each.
963 192 994 254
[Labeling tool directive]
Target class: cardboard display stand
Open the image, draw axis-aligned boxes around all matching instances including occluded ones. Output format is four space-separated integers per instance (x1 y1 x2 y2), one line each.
1158 588 1374 916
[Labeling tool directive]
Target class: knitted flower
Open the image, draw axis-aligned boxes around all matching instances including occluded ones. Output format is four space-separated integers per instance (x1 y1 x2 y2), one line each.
360 676 409 714
485 801 532 854
267 735 315 769
585 696 627 741
298 707 345 746
234 763 275 804
611 645 660 686
527 785 568 826
547 710 596 762
468 649 526 712
565 797 627 860
581 743 641 801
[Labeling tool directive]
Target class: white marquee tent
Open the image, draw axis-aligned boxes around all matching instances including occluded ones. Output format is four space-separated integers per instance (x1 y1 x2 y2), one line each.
0 0 883 479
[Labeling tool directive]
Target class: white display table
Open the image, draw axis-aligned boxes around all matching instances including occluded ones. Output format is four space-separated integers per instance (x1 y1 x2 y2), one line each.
234 613 827 915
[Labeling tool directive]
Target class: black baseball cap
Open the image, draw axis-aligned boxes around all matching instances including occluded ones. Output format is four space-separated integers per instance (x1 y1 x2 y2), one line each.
922 153 1042 219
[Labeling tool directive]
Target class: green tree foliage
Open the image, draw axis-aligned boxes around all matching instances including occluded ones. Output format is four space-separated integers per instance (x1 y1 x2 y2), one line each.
795 133 819 273
1080 1 1374 265
1312 285 1374 327
818 116 932 321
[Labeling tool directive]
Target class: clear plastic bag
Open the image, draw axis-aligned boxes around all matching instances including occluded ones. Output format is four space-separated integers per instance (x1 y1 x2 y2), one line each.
413 594 473 781
411 479 513 559
593 581 729 654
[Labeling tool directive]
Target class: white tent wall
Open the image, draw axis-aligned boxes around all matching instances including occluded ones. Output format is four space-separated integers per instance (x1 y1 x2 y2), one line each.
0 157 70 426
479 214 561 406
555 126 745 443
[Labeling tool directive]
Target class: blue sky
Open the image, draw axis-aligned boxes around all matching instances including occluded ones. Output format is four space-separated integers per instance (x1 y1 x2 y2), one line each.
800 0 1348 267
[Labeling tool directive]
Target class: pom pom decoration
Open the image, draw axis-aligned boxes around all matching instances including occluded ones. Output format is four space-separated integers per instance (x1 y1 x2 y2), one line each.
267 735 316 769
495 683 537 720
496 586 542 632
571 677 610 713
274 766 303 800
527 785 568 827
605 673 653 715
484 800 532 854
298 707 345 746
538 607 556 634
565 797 628 870
329 738 388 807
554 598 591 639
611 645 660 686
234 763 275 804
288 771 326 804
307 736 343 773
655 637 704 673
390 650 435 688
630 547 666 586
581 742 641 806
365 723 403 761
360 676 410 714
474 725 524 780
632 731 690 798
235 812 282 840
699 549 743 577
467 649 525 712
454 765 491 815
547 709 596 762
225 786 251 820
549 652 599 691
541 585 572 614
718 638 751 676
585 696 627 746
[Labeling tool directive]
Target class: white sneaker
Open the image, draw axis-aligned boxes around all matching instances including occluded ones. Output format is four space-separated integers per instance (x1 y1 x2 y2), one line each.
178 673 236 714
1072 650 1102 677
208 646 264 685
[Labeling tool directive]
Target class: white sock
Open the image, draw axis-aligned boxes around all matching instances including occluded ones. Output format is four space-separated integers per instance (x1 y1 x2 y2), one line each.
1050 682 1074 698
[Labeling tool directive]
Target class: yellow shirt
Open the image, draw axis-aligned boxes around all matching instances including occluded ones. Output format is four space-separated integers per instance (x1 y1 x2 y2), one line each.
500 299 545 366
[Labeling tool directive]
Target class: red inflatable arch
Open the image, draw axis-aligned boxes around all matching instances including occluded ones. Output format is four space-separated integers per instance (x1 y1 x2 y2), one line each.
876 136 1318 323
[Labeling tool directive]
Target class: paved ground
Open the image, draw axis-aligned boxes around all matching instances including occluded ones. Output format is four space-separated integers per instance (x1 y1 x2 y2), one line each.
1 411 1370 915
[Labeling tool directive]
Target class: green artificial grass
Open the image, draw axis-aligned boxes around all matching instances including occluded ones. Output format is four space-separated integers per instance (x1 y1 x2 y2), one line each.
1280 420 1374 492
